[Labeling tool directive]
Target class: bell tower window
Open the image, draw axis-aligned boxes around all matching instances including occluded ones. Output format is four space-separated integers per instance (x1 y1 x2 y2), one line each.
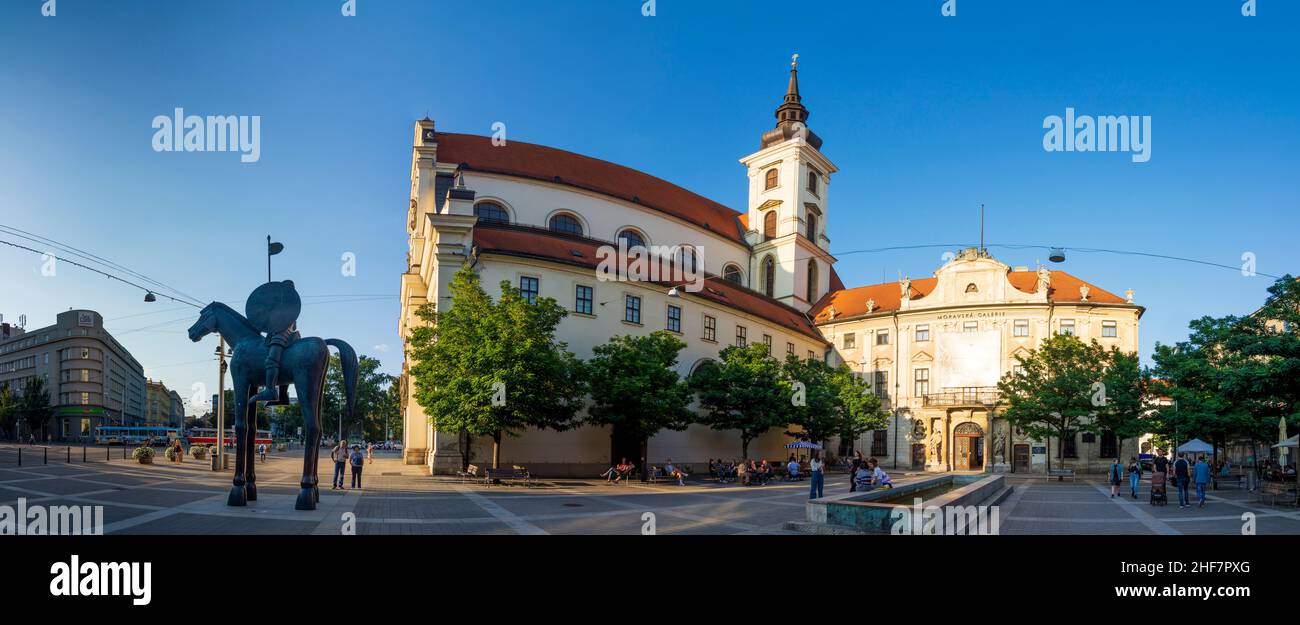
764 168 779 190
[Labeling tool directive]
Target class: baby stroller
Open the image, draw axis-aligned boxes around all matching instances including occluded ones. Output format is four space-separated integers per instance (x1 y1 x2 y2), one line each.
1149 472 1168 506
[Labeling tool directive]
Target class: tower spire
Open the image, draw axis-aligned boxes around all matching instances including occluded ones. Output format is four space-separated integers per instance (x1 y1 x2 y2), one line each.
761 54 822 149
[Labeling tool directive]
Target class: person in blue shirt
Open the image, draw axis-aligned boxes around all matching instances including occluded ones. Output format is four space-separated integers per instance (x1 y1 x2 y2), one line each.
1193 454 1212 507
1108 458 1123 498
1172 453 1191 508
349 445 365 490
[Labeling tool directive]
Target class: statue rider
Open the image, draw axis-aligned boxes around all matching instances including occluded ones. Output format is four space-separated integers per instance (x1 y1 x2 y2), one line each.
245 280 302 405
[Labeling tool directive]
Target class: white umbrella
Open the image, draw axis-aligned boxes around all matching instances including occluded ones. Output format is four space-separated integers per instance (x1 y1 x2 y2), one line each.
1272 435 1298 449
1176 438 1213 455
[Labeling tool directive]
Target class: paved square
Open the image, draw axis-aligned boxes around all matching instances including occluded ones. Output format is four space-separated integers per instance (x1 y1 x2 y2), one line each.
2 444 1297 535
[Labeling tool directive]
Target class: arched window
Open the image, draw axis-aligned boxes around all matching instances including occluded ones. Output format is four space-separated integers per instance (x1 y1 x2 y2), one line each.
965 283 979 293
617 229 646 249
764 168 779 190
722 264 743 285
807 170 819 194
677 246 697 273
762 255 775 297
474 201 510 223
806 212 818 241
806 260 819 302
548 213 583 236
763 211 777 241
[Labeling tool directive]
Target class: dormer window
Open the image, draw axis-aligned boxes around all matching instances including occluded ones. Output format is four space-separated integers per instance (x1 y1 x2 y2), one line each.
764 168 779 190
965 283 979 293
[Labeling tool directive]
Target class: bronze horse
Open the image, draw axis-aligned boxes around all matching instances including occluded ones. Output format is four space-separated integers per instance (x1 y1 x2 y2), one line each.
188 302 357 510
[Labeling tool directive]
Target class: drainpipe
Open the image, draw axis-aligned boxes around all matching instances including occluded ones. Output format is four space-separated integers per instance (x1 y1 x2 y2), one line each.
893 312 901 470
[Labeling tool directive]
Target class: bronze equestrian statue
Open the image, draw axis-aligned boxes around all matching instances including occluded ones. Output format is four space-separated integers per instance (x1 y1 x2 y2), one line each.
187 280 357 511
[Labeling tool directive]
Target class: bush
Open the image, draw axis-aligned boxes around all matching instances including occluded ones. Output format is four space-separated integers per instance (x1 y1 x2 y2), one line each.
190 445 209 459
132 446 155 460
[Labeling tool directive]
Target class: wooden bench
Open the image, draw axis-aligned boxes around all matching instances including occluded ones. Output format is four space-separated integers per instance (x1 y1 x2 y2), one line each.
1046 469 1076 482
456 464 479 483
484 467 531 487
1212 470 1245 490
1258 481 1296 505
647 465 691 485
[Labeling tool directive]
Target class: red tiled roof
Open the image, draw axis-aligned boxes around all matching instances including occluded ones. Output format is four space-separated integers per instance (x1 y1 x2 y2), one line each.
437 133 747 244
471 223 827 343
809 271 1128 323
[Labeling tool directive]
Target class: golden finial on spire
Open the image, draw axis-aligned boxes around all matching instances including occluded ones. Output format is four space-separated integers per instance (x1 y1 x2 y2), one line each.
791 53 799 69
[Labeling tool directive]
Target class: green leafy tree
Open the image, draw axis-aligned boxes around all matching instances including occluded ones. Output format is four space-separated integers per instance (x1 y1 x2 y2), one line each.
0 384 16 439
1088 347 1148 460
584 331 693 473
371 378 402 443
831 364 890 450
407 264 584 469
1151 276 1300 456
998 334 1145 470
690 344 790 459
322 355 390 442
781 358 888 455
17 377 53 441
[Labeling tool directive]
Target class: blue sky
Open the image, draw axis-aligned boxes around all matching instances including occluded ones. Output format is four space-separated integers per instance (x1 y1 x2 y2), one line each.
1 0 1296 415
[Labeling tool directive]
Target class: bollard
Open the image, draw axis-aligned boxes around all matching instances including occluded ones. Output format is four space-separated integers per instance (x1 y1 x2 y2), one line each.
17 448 20 467
106 446 110 462
82 445 86 463
43 447 47 464
66 446 71 463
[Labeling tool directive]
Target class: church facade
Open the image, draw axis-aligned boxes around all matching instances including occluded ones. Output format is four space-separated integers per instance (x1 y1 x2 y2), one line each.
397 61 1144 476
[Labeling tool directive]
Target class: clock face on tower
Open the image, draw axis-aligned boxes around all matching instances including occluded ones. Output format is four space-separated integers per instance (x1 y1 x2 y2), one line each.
423 129 435 142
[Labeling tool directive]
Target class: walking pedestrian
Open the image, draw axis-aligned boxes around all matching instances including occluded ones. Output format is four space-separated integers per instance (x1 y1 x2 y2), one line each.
808 451 824 499
330 439 349 489
1127 456 1141 499
367 441 374 464
172 440 183 464
1173 452 1191 508
349 444 365 490
259 442 268 463
848 451 864 492
1193 454 1211 507
1108 458 1123 497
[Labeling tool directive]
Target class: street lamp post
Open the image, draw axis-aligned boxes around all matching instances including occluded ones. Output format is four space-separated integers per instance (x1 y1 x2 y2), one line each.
215 339 227 471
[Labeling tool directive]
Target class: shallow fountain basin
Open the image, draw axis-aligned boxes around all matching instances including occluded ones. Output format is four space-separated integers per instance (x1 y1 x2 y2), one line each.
805 474 1005 533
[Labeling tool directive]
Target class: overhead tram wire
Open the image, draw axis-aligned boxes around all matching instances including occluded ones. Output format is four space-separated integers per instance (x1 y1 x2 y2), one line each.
0 237 204 308
0 224 208 307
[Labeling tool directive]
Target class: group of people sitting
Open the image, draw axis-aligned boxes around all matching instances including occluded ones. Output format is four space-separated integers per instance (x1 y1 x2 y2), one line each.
851 456 893 492
1258 459 1298 482
707 458 786 485
600 458 691 485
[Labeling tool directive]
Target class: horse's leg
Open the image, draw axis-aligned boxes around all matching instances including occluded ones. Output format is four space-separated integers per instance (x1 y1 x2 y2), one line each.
295 372 319 511
244 383 258 502
227 379 249 506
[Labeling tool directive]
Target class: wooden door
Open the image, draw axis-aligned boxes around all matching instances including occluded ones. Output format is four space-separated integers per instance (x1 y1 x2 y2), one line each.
956 436 973 470
1013 444 1030 472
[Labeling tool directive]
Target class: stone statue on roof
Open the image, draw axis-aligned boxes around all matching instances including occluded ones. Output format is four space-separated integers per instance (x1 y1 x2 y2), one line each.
899 275 912 299
1036 265 1051 294
866 298 876 314
1079 285 1090 302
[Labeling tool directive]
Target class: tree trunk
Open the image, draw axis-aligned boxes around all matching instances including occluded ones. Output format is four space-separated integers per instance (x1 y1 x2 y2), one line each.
741 434 750 461
491 430 502 469
639 437 649 483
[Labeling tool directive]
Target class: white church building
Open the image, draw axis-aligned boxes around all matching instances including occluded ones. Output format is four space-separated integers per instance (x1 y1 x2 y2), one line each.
398 60 1144 476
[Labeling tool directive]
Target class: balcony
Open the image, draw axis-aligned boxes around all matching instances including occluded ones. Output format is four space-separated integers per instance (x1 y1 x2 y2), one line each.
923 387 1001 407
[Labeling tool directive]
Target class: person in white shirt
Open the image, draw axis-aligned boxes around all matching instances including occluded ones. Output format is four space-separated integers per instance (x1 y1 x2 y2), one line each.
808 452 825 499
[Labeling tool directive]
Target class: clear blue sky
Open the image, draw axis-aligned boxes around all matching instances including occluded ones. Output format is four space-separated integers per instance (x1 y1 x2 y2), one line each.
1 1 1296 415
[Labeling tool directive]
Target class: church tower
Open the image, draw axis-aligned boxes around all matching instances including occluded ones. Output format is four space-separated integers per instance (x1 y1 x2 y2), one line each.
741 55 838 312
